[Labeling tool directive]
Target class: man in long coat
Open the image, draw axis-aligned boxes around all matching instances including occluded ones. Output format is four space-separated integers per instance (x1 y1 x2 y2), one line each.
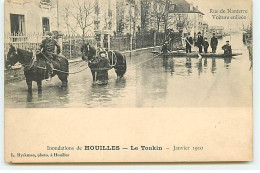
210 33 218 53
185 33 193 53
196 32 204 53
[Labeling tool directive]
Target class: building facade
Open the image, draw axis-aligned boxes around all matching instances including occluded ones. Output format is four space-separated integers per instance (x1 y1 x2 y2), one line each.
140 0 204 37
5 0 59 37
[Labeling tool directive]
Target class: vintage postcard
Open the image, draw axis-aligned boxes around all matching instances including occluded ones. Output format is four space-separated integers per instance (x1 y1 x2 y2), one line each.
4 0 253 163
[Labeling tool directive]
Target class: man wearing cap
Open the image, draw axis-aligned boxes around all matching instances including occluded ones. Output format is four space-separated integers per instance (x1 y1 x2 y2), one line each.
185 33 193 53
40 31 61 81
222 41 232 56
210 33 218 53
96 49 112 84
196 32 204 53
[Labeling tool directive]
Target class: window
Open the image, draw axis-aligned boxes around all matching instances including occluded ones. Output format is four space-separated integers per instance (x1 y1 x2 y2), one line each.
10 14 26 35
42 17 50 33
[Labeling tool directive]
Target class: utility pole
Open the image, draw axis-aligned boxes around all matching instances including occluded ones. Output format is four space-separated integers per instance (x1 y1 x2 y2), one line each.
164 0 169 40
127 2 135 58
57 0 59 31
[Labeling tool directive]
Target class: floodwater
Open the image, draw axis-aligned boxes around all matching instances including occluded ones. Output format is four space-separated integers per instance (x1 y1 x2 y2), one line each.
5 33 252 108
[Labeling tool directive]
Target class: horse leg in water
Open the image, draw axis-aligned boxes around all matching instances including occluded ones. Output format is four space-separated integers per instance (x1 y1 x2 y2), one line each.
91 70 96 81
58 73 68 88
37 80 42 94
26 78 32 93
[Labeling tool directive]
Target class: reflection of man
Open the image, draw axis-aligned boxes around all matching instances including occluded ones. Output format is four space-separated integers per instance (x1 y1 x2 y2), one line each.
40 31 61 81
210 33 218 53
185 33 193 53
222 41 232 56
196 32 204 53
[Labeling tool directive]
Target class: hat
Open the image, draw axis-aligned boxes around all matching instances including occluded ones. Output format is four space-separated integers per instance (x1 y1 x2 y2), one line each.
198 32 201 34
226 40 230 42
213 33 215 35
46 31 53 36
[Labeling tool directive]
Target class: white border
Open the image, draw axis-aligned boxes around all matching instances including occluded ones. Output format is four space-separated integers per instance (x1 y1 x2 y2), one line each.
0 0 259 170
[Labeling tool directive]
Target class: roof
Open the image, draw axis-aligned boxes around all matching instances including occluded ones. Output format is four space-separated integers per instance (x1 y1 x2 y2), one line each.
210 26 225 30
169 0 204 15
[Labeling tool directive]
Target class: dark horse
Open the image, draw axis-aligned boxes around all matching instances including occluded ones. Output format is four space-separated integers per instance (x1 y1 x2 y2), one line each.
6 45 69 93
81 43 127 81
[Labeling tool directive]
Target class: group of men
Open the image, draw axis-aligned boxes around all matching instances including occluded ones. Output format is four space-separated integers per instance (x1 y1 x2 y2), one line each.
162 32 232 56
185 32 219 54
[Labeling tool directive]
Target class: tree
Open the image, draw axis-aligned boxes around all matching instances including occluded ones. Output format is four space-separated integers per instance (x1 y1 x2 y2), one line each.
116 1 126 35
168 13 194 33
61 4 77 35
70 0 95 41
140 0 151 31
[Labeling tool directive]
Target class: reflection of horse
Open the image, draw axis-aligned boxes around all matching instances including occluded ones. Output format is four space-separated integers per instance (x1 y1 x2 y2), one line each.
6 45 69 93
81 43 127 81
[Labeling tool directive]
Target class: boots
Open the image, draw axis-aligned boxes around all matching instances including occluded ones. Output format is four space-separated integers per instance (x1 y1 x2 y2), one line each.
46 73 52 81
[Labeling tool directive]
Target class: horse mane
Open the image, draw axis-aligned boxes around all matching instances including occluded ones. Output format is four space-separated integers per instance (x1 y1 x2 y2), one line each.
17 48 33 59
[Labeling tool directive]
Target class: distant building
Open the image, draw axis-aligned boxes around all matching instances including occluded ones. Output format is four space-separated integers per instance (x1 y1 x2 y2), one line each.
209 26 225 38
115 0 141 36
5 0 59 38
140 0 204 37
167 0 204 37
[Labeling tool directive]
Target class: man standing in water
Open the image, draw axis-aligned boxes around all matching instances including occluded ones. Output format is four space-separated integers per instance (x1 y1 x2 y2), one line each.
210 33 218 53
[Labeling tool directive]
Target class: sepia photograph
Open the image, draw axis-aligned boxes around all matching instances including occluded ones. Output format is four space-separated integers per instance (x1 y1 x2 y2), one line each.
3 0 254 163
4 0 252 108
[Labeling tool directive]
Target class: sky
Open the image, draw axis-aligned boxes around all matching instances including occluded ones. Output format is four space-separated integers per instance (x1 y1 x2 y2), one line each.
185 0 252 31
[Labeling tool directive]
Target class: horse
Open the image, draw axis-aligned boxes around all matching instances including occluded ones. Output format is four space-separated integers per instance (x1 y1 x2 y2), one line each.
81 43 127 81
6 45 69 94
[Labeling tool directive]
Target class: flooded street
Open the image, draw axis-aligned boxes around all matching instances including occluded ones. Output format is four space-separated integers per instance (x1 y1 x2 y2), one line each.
5 33 252 108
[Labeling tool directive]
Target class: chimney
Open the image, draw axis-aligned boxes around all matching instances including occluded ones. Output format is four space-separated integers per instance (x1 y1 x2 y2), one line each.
190 3 193 11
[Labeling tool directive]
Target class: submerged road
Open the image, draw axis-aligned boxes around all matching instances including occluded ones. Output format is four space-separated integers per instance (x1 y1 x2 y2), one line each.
5 33 252 108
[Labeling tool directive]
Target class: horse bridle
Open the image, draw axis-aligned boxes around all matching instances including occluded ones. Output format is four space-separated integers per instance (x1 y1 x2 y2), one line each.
8 47 36 71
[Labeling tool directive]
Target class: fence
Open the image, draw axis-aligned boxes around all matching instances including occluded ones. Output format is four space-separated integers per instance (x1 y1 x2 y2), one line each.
4 31 183 61
4 33 47 60
110 35 130 51
62 34 97 59
136 32 155 49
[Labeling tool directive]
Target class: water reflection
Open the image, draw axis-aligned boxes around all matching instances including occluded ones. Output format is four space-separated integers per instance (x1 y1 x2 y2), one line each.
211 57 216 74
5 34 252 108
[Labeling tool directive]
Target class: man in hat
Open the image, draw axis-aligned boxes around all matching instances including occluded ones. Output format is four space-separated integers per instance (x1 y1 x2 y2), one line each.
222 41 232 56
196 32 204 53
185 33 193 53
210 33 218 53
96 48 112 84
203 38 209 53
40 31 61 81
